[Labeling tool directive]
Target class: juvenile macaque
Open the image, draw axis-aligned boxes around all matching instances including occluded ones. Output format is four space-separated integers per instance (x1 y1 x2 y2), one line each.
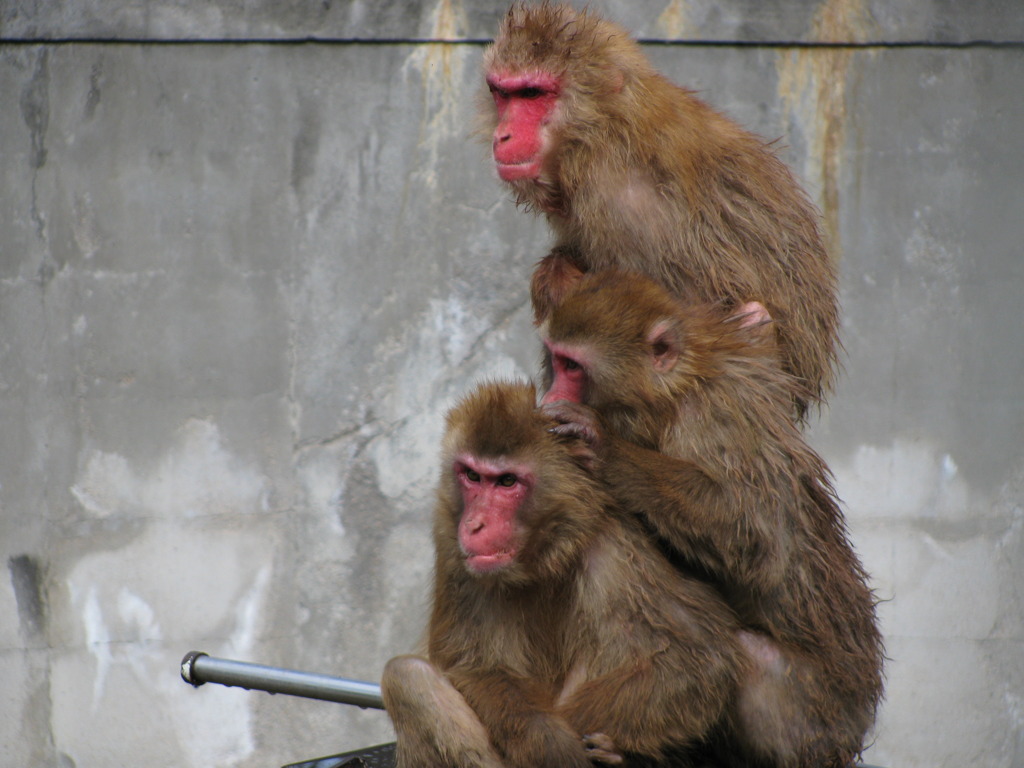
382 380 746 768
540 271 884 767
482 3 839 417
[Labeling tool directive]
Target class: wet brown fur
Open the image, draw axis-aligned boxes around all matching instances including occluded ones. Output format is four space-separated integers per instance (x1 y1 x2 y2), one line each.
541 272 884 768
382 380 748 768
483 3 839 419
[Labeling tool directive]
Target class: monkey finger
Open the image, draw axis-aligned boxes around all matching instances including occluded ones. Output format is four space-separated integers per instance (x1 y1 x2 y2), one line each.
547 422 599 467
548 422 602 453
543 407 603 453
540 401 600 429
548 420 590 438
582 733 623 765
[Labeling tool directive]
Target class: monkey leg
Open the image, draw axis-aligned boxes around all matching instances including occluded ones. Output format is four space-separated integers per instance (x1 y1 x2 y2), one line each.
732 632 863 768
381 655 504 768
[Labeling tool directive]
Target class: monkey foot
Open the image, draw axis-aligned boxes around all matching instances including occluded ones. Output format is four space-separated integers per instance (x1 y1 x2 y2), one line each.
583 732 623 765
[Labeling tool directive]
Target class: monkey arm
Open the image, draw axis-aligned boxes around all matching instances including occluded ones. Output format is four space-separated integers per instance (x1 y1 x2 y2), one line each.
557 651 734 759
542 399 789 593
554 525 744 759
600 436 790 595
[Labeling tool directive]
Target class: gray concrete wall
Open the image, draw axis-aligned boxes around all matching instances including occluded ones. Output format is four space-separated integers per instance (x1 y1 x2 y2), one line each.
1 2 1021 767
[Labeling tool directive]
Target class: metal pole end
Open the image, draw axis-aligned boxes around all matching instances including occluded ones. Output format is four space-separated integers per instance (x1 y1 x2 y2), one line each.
181 650 209 687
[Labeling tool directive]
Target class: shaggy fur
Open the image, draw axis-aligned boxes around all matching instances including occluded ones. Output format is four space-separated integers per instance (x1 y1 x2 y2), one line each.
542 272 884 768
383 381 747 768
483 3 839 419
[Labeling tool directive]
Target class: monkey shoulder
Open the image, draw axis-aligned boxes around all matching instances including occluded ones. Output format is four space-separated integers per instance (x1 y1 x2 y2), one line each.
668 359 806 462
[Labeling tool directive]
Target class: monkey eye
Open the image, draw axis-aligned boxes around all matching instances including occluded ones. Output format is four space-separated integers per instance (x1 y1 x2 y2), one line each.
497 473 518 487
516 87 544 99
464 468 481 482
555 354 583 374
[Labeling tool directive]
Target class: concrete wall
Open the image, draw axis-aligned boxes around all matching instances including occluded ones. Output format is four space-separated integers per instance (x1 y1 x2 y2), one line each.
1 2 1021 766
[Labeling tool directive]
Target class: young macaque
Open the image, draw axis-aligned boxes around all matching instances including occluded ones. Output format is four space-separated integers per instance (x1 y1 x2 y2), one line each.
381 380 746 768
540 271 884 768
482 3 839 417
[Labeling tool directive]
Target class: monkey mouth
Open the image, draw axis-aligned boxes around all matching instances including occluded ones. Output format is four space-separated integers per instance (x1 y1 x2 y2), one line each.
496 160 542 182
466 551 516 574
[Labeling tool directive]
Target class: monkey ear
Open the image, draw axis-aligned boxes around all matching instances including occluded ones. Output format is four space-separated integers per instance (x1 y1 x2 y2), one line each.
733 300 772 329
730 301 776 348
646 320 681 373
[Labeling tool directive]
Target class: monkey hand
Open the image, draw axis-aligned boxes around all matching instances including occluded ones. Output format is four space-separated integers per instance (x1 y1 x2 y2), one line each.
531 247 587 324
541 401 604 470
582 733 623 765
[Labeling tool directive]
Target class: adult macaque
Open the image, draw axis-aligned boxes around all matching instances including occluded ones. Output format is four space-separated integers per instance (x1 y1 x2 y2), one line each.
382 380 746 768
482 3 838 417
540 270 884 767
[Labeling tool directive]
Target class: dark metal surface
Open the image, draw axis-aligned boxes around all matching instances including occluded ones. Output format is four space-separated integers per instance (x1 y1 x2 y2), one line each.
279 743 884 768
282 742 397 768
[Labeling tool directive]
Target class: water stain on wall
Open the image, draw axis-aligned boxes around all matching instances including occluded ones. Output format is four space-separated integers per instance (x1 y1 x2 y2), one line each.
403 0 470 189
9 553 47 639
657 0 693 39
777 0 876 260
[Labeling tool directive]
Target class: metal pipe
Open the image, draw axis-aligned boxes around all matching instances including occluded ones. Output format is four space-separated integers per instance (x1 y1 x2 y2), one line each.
180 651 384 710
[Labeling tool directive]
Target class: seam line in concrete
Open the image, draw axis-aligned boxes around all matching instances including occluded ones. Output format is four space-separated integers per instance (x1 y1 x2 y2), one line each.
1 37 1022 49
